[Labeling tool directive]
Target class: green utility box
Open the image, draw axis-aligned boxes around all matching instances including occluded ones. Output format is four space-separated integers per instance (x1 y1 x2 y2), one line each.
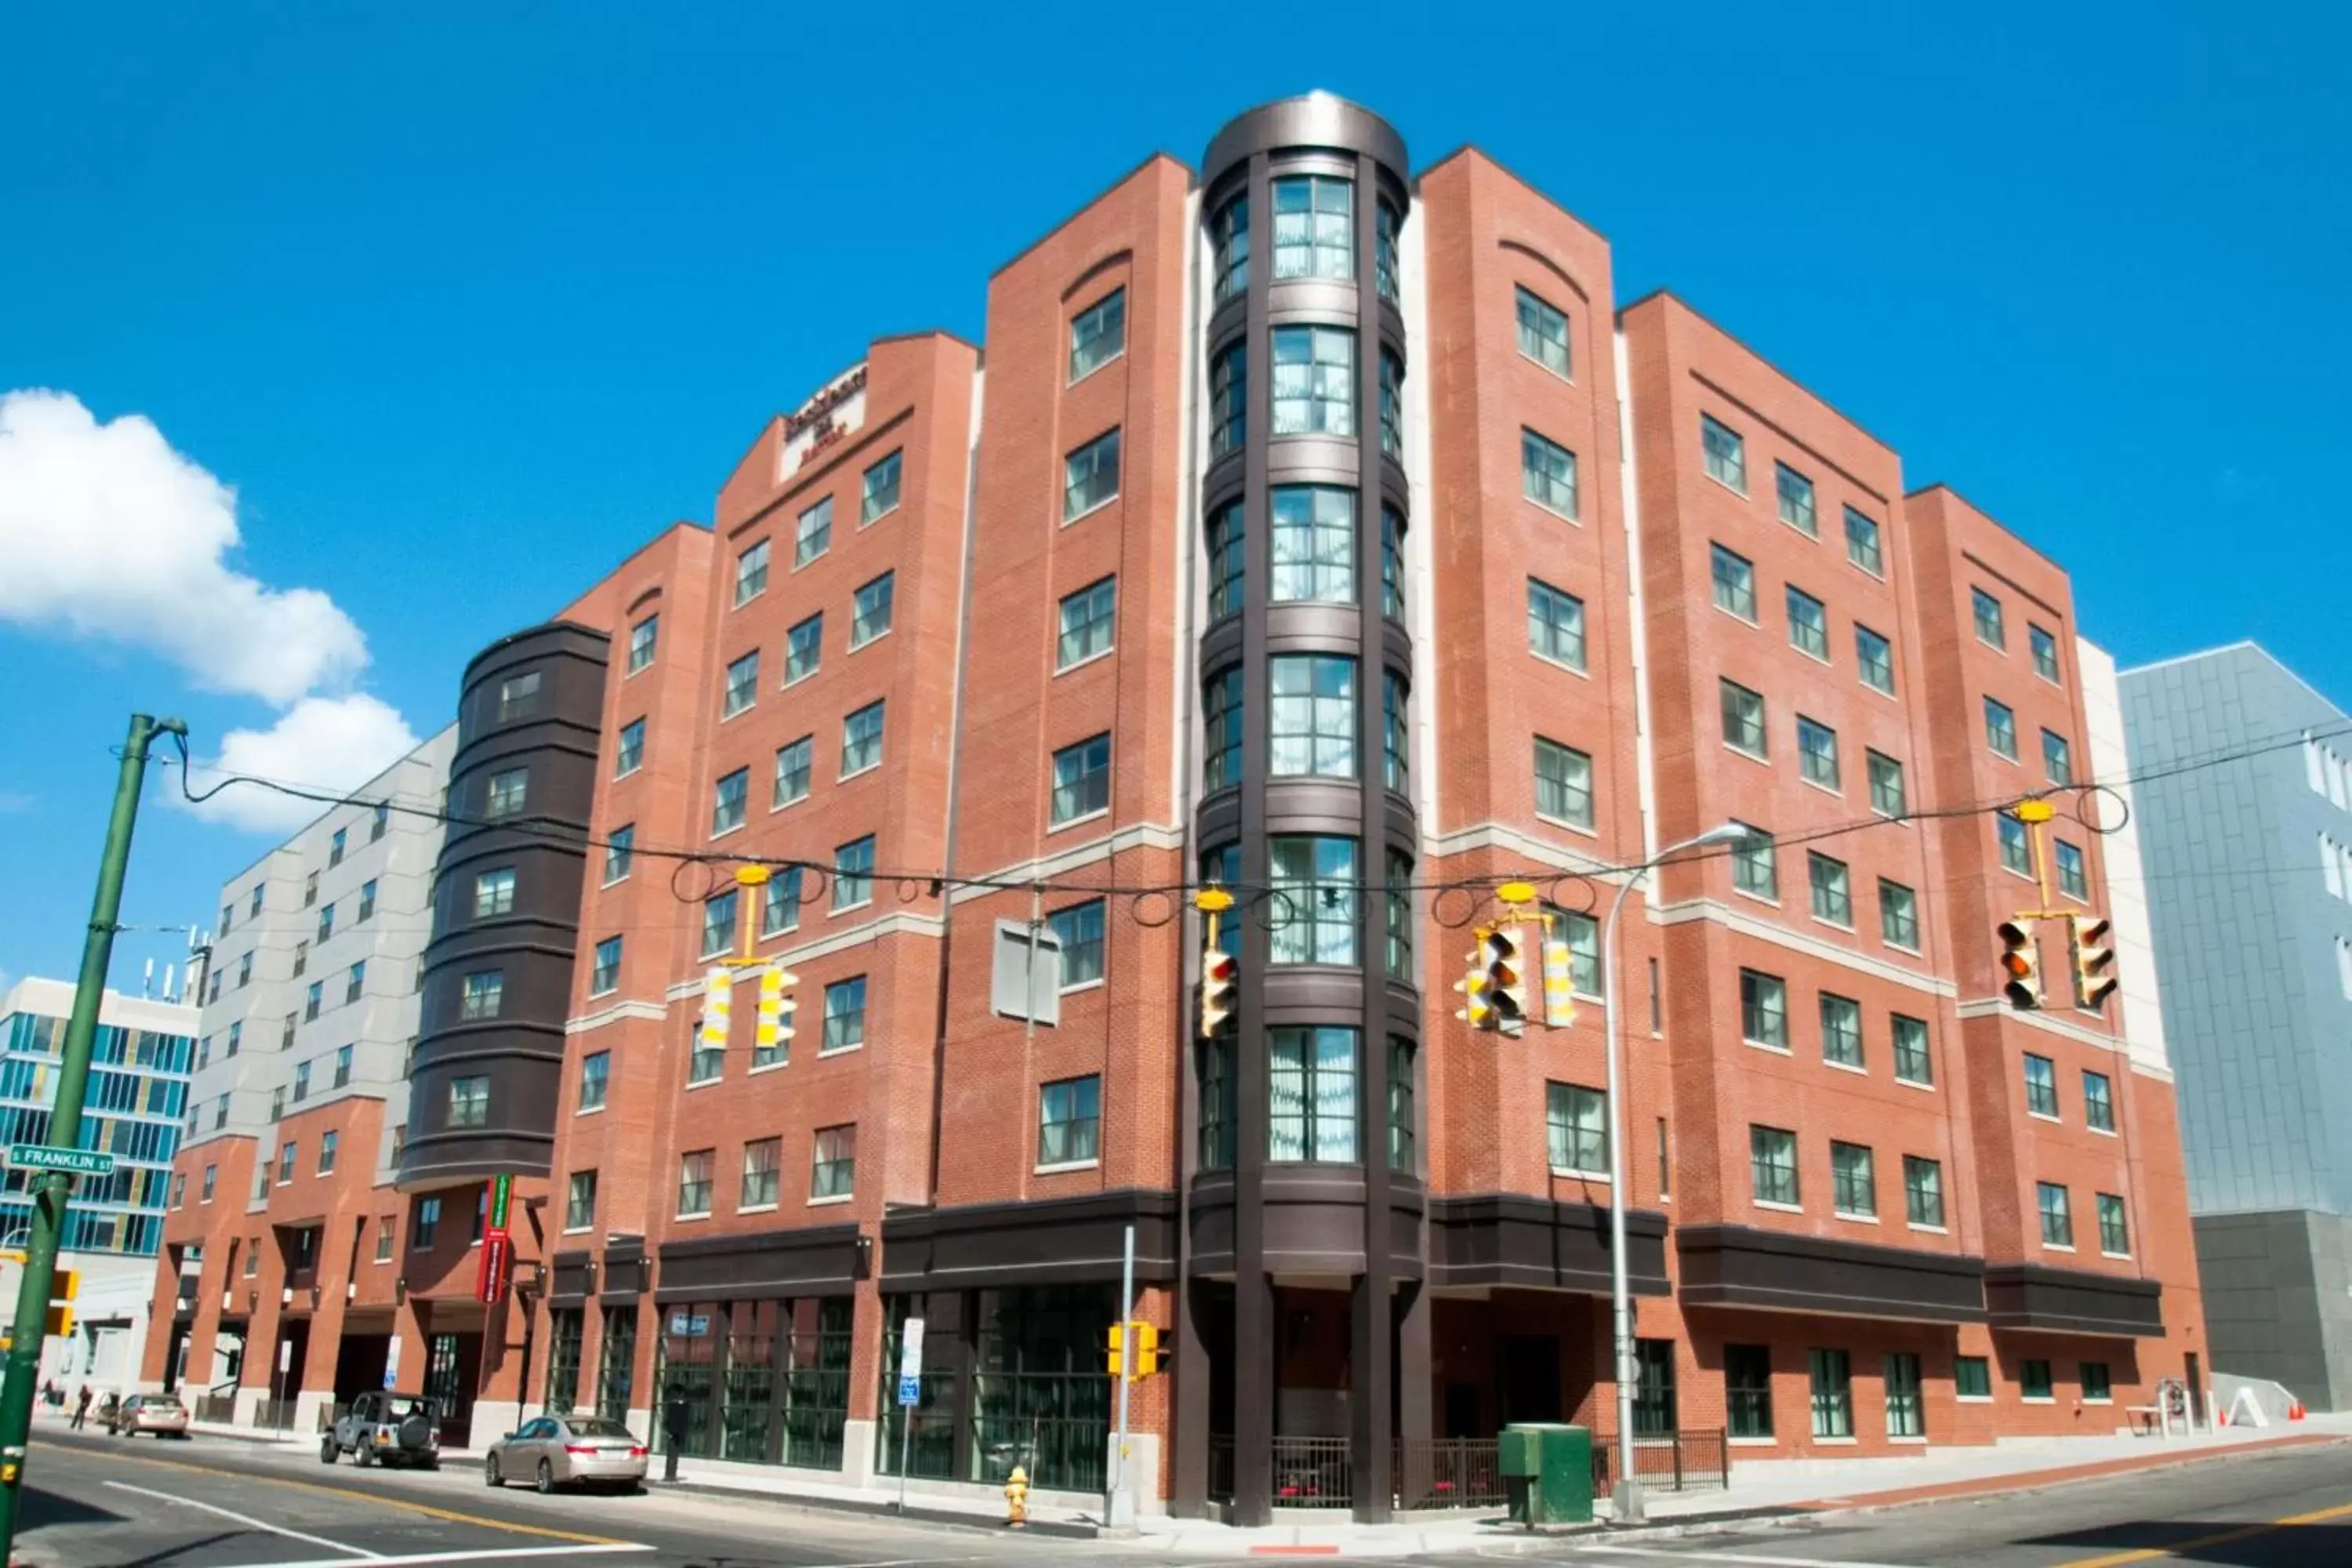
1499 1422 1594 1526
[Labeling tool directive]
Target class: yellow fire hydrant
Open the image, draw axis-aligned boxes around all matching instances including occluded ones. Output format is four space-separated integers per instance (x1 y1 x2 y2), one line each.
1004 1463 1029 1528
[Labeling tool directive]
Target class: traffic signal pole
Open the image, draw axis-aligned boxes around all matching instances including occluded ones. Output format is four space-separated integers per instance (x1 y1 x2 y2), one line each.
0 713 183 1560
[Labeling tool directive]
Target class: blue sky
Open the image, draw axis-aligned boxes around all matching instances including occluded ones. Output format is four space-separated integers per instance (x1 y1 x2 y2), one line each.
2 3 2345 991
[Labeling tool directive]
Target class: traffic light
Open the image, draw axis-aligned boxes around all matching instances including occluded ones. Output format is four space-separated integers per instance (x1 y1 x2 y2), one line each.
1998 919 2042 1011
1455 927 1495 1030
1107 1320 1160 1379
754 964 797 1055
2071 916 2118 1010
43 1307 72 1338
52 1269 78 1304
1486 924 1530 1036
1541 926 1577 1029
699 966 733 1051
1200 949 1238 1037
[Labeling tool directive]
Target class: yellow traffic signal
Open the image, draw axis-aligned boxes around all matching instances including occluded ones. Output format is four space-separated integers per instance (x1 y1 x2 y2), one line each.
44 1306 72 1338
1998 919 2042 1011
51 1269 78 1303
1486 924 1529 1036
699 967 734 1051
1107 1320 1160 1380
1540 927 1576 1028
2071 916 2118 1010
1200 949 1239 1037
754 964 797 1055
1455 927 1495 1030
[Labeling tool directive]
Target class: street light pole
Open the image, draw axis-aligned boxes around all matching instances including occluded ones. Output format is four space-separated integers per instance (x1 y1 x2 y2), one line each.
1601 822 1752 1523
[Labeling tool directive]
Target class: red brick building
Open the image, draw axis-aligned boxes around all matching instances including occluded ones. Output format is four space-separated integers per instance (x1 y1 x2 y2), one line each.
143 92 2209 1521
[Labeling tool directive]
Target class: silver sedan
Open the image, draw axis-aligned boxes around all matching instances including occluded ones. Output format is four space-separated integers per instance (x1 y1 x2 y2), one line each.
484 1414 648 1494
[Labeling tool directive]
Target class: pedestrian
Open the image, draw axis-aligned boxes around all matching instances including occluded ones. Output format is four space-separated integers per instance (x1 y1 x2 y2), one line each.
71 1385 90 1430
39 1378 54 1410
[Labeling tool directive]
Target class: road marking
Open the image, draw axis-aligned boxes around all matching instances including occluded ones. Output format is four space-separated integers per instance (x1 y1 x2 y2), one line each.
2053 1498 2352 1567
1572 1547 1927 1568
216 1548 651 1568
103 1479 380 1558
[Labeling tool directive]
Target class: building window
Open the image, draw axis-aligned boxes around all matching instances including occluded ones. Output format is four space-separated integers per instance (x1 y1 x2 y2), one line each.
1701 414 1746 492
1973 586 2006 649
1211 192 1249 299
1375 199 1399 301
1732 824 1777 899
2097 1192 2130 1255
1546 1083 1608 1174
794 495 832 566
1387 1036 1415 1174
2022 1359 2054 1400
2031 623 2061 682
318 902 336 942
851 572 895 648
330 826 347 866
1798 715 1841 789
1741 970 1788 1048
1057 577 1116 670
1271 173 1352 280
1893 1014 1933 1086
2083 1069 2114 1132
1270 655 1356 779
822 977 867 1053
1521 428 1579 518
614 719 644 777
2038 1181 2074 1247
1063 429 1121 521
1998 811 2032 875
1751 1125 1798 1206
833 836 874 911
1809 853 1852 926
1710 543 1757 619
567 1171 597 1231
495 670 540 723
1985 696 2018 759
1820 993 1863 1068
760 868 804 941
676 1150 713 1218
773 736 813 808
862 448 902 524
1712 681 1767 760
1809 1349 1853 1437
1270 325 1356 437
739 1139 781 1210
811 1123 857 1199
306 980 323 1021
1865 750 1907 818
2081 1362 2113 1403
1726 1345 1773 1439
1198 1036 1235 1171
273 1140 298 1185
735 539 770 606
1845 506 1884 575
1050 734 1112 825
413 1196 441 1250
1885 1352 1924 1438
1270 1025 1357 1162
474 869 516 918
840 702 885 778
1382 507 1406 622
238 952 253 988
1269 835 1358 966
590 938 622 996
1207 500 1244 620
786 613 822 684
1069 287 1125 381
1880 879 1919 950
1855 625 1895 695
579 1051 609 1112
202 1166 217 1202
1514 285 1571 376
722 651 759 718
1037 1075 1102 1167
1382 673 1410 795
1633 1341 1678 1435
304 869 318 907
371 802 390 842
228 1022 242 1057
702 887 739 959
1904 1155 1945 1228
1378 350 1403 459
1527 579 1586 669
2024 1053 2060 1117
1210 341 1245 457
623 619 659 678
2056 840 2088 899
711 768 749 836
1049 900 1105 989
448 1076 489 1130
250 882 266 916
1955 1356 1991 1399
1776 463 1817 535
1269 485 1356 602
1831 1141 1876 1218
1203 667 1242 792
460 971 503 1021
1787 584 1828 659
2042 731 2074 789
358 880 377 923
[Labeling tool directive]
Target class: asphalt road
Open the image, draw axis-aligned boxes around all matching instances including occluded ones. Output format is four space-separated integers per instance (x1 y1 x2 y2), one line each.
13 1429 1082 1568
1531 1442 2352 1568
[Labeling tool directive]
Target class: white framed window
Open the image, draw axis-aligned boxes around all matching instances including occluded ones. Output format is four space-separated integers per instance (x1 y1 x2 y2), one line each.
1740 969 1788 1047
1855 625 1895 695
832 836 874 911
773 736 813 809
1776 463 1817 535
1051 734 1112 825
794 495 833 567
735 539 770 606
1048 900 1105 989
861 448 902 524
1973 586 2006 649
1986 697 2019 759
710 768 748 836
1269 835 1358 967
1521 428 1579 518
1845 506 1883 575
1798 715 1841 789
1271 173 1352 280
1820 993 1863 1068
1731 824 1777 899
473 869 516 919
1831 1141 1876 1218
786 613 822 684
1515 285 1570 376
1270 325 1356 436
1787 584 1828 659
1057 577 1117 669
1750 1124 1798 1204
1534 736 1593 828
1808 852 1852 926
2031 622 2060 682
1064 429 1122 521
851 572 895 648
1528 578 1586 669
1867 750 1907 817
1270 485 1355 602
822 976 867 1053
840 701 885 778
613 718 644 777
1069 287 1126 381
1270 655 1356 779
1701 414 1746 492
1880 880 1919 950
723 651 759 717
626 615 658 673
1721 680 1767 757
1710 543 1757 620
1546 1083 1608 1174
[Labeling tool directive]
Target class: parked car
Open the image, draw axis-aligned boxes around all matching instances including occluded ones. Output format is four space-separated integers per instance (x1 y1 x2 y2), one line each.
484 1415 648 1494
322 1392 441 1469
107 1394 190 1438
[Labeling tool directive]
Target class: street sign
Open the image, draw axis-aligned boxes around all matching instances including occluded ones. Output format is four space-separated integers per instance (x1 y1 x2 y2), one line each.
897 1374 921 1406
383 1334 401 1390
474 1232 511 1305
670 1312 710 1337
5 1145 113 1178
898 1316 925 1380
277 1339 292 1374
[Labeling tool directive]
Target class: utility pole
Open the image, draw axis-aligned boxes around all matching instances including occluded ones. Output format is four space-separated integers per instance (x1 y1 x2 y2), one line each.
0 713 183 1561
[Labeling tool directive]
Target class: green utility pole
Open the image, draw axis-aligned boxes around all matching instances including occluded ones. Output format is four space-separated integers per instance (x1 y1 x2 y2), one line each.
0 713 183 1560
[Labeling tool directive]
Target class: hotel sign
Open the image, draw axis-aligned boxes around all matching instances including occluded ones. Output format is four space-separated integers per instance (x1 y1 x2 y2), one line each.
779 364 869 479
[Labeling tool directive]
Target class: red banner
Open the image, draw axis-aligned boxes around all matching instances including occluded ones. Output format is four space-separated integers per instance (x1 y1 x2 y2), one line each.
474 1231 511 1305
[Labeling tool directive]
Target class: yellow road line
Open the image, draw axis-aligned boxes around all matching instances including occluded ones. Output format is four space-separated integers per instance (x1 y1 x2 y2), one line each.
31 1437 631 1547
2055 1498 2352 1567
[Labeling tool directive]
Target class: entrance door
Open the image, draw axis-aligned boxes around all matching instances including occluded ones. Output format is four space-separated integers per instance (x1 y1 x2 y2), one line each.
424 1333 481 1443
2185 1352 2205 1428
1497 1336 1561 1427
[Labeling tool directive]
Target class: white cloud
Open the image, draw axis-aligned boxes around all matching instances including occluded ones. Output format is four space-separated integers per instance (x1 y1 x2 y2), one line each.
176 694 422 835
0 389 367 704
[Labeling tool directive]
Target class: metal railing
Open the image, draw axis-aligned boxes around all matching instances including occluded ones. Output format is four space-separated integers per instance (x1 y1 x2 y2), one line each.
1396 1437 1504 1511
1271 1435 1351 1509
252 1398 299 1432
1207 1435 1235 1503
191 1393 236 1424
1590 1428 1730 1493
